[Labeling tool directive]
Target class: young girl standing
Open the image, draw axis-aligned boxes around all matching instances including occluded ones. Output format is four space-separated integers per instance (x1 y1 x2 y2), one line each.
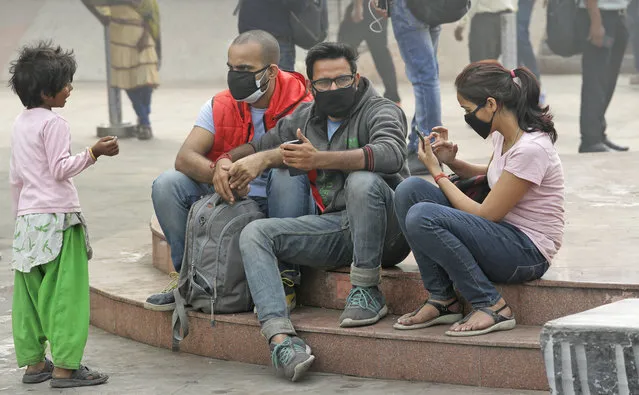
9 42 119 388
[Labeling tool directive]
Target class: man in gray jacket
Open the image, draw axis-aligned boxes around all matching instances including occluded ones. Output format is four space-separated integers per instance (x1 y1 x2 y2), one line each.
218 42 411 381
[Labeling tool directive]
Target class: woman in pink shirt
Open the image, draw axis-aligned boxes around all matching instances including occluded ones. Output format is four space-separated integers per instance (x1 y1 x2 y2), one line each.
9 42 118 387
393 61 565 336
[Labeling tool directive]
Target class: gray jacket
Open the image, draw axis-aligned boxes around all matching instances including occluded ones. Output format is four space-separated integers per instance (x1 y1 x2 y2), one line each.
250 78 409 213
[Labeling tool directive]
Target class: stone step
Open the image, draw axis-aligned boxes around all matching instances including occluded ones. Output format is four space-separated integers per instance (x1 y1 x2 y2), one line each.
89 248 548 390
150 217 639 327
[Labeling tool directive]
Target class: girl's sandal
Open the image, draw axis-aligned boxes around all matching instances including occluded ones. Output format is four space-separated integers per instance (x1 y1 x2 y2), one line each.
50 365 109 388
393 299 463 330
22 358 54 384
445 304 516 337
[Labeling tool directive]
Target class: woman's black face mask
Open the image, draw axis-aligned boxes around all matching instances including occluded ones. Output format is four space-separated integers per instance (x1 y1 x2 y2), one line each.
464 102 495 139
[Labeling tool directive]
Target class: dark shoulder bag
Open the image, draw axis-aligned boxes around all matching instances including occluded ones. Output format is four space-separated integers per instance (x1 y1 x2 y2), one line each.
289 0 328 50
405 0 470 26
449 174 491 204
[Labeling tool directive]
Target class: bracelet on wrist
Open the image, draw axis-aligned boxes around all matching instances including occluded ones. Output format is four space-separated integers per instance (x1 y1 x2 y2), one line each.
215 153 232 165
434 173 449 184
88 148 97 161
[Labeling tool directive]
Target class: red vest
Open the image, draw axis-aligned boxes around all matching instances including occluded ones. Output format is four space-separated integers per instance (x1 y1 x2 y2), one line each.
206 70 312 161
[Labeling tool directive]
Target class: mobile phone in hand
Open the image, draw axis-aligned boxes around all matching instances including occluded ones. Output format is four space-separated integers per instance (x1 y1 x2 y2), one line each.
417 131 436 146
283 139 306 176
377 0 388 10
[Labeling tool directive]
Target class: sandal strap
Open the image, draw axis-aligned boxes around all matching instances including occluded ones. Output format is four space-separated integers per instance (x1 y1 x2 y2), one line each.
458 304 514 325
425 299 459 315
405 299 459 319
477 305 514 324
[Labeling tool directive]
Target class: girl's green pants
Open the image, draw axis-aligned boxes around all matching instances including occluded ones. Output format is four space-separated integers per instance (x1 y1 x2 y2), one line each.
12 225 89 369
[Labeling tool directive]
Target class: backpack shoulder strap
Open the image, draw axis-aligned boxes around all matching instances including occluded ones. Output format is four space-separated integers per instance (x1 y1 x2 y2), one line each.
171 288 190 352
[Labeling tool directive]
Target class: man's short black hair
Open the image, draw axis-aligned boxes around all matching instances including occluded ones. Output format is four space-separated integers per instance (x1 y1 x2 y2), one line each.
231 30 280 66
8 41 77 108
305 42 358 81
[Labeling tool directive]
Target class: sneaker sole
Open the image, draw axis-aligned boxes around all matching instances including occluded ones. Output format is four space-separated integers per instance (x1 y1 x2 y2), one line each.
143 302 176 312
339 305 388 328
291 355 315 382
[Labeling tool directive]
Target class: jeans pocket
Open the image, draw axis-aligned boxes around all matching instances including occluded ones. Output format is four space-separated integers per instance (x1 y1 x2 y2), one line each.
506 262 548 284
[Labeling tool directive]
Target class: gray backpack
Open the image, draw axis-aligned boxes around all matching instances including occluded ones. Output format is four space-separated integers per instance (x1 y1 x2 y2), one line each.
171 193 264 351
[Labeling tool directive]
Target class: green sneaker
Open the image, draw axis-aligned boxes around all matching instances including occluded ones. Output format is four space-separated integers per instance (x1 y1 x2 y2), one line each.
339 286 388 328
270 336 314 382
143 272 179 311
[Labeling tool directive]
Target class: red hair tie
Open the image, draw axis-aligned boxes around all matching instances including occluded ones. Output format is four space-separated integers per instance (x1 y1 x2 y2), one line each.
510 69 516 78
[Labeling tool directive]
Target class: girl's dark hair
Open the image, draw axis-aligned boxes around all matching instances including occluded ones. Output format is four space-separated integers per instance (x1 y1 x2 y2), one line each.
8 41 77 108
455 61 557 143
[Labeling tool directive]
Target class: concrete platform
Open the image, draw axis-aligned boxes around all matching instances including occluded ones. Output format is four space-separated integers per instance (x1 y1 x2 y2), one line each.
541 299 639 394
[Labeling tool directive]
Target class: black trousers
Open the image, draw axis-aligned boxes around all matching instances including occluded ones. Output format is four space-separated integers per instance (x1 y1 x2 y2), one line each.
338 2 400 102
580 9 629 145
469 13 503 63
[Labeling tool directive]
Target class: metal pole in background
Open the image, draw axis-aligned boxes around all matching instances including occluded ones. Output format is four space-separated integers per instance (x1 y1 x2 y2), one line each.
501 12 518 70
104 24 122 126
97 21 136 138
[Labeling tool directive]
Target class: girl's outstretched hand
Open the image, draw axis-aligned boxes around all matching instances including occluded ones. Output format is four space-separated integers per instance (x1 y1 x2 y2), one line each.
92 136 119 158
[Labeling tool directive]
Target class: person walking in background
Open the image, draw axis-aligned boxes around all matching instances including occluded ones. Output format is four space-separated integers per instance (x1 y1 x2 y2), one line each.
390 0 442 176
338 0 401 105
517 1 541 80
517 0 546 104
628 0 639 84
238 0 303 71
578 0 630 153
454 0 517 63
8 42 118 388
82 0 161 140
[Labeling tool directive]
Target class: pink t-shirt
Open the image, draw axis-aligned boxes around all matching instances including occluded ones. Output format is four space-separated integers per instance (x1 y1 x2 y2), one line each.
486 131 565 263
10 108 95 217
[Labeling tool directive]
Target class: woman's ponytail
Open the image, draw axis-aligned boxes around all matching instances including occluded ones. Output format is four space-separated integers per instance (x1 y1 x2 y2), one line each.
512 67 557 143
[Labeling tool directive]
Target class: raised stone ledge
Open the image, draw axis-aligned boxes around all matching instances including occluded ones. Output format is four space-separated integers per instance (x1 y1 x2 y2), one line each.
540 299 639 395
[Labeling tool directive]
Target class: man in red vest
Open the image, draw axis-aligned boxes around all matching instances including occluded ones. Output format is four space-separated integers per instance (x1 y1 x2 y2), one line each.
145 30 313 311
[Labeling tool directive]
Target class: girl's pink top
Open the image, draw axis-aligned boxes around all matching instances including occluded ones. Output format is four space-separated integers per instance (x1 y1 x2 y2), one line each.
10 108 95 218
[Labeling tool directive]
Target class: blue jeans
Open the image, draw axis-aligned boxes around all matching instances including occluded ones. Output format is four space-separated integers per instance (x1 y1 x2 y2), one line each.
239 172 410 341
394 177 548 308
151 168 314 272
125 85 153 126
391 0 442 153
277 39 296 72
629 0 639 72
517 0 541 80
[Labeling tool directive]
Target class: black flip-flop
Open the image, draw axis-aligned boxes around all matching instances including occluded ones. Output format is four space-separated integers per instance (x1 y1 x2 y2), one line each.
50 365 109 388
445 304 516 337
393 299 463 330
22 358 54 384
